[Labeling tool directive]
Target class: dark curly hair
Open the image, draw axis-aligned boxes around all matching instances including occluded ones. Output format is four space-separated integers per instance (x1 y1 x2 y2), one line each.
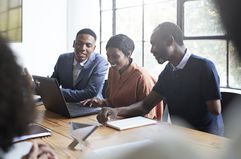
106 34 135 57
0 36 35 152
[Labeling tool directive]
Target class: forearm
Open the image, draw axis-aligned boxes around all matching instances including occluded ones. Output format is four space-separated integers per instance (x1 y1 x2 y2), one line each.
116 101 146 117
206 99 221 115
61 88 96 102
117 91 163 118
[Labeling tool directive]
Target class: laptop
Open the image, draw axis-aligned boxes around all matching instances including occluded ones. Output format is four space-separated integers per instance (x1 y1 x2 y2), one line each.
32 75 101 118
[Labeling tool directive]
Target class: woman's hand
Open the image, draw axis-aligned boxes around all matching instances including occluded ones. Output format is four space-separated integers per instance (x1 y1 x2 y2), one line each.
80 98 106 107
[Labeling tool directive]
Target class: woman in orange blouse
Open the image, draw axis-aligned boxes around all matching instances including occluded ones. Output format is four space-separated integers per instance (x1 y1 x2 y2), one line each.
81 34 163 119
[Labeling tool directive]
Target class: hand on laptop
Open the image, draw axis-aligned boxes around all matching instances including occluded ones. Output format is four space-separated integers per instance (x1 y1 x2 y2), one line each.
80 98 106 107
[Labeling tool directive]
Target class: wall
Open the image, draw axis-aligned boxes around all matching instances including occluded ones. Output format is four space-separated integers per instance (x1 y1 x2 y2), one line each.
10 0 100 76
67 0 100 52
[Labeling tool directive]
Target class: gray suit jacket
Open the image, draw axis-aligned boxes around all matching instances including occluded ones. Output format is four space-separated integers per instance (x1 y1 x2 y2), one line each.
51 52 108 102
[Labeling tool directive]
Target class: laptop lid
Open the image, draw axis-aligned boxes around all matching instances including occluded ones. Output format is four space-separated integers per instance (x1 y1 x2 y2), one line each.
32 75 71 117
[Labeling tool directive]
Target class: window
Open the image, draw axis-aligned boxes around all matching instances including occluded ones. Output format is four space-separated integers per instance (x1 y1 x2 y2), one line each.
0 0 22 42
100 0 241 90
183 0 224 36
100 0 176 78
182 0 241 89
229 43 241 88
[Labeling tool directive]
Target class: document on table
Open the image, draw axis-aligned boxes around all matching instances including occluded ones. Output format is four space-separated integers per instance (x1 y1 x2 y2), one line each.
106 116 157 130
13 123 51 142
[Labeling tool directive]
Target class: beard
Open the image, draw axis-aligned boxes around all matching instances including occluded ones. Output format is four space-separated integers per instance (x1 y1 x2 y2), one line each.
154 48 169 64
157 57 166 64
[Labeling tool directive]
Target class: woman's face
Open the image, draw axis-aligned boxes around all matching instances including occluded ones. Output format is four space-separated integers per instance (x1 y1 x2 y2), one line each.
106 47 130 71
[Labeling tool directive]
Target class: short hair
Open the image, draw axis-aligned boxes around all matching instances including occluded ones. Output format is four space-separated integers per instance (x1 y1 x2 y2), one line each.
106 34 135 57
76 28 97 40
0 36 35 152
154 22 184 46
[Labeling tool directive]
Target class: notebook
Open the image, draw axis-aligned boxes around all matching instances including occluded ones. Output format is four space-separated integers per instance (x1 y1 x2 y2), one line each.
32 75 101 118
106 116 157 130
13 123 51 142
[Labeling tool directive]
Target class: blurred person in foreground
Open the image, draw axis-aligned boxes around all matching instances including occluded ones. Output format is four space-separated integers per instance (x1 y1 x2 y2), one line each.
215 0 241 60
215 1 241 158
81 34 163 119
96 22 224 136
0 36 58 159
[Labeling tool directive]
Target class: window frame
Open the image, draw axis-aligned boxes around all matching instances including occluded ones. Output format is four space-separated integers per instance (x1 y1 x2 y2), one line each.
100 0 241 90
0 0 22 42
179 0 231 88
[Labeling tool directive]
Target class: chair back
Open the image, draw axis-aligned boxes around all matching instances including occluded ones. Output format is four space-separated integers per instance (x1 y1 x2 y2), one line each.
221 89 241 137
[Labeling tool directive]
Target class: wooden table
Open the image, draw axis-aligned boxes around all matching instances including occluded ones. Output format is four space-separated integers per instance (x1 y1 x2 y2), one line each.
33 105 230 159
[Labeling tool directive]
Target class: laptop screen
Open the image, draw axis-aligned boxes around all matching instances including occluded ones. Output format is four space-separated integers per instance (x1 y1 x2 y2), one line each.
32 75 71 117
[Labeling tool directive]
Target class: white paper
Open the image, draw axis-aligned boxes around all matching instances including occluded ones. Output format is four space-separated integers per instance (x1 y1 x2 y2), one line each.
106 116 157 130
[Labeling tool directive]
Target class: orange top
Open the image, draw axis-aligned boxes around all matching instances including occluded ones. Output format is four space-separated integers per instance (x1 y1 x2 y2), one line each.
105 62 163 119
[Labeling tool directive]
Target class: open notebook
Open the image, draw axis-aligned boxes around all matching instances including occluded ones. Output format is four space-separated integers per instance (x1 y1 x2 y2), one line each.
106 116 157 130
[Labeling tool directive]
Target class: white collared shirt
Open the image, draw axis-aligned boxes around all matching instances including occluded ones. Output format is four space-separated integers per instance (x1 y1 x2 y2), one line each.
73 58 88 86
171 49 192 71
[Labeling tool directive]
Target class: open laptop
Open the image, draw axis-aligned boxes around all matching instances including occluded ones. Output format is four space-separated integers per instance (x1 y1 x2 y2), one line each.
32 75 101 118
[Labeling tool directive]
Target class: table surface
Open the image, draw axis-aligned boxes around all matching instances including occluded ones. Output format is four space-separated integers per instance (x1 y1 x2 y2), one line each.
33 105 231 159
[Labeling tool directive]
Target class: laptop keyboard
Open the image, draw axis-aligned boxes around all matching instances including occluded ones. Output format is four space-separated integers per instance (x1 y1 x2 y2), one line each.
66 103 101 117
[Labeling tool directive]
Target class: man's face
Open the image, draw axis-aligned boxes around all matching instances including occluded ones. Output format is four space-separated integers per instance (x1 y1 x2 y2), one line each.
150 31 173 64
73 34 96 62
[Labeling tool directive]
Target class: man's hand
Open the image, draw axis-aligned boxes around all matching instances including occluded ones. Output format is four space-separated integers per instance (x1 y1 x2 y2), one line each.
80 98 106 107
96 107 118 124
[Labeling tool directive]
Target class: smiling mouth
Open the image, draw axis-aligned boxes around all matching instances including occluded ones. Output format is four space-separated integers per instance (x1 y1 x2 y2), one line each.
110 64 117 67
76 52 87 57
77 52 86 55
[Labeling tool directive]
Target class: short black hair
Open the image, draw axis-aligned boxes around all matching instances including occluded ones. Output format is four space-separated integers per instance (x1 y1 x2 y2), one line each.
76 28 97 40
106 34 135 57
154 22 184 46
0 36 35 152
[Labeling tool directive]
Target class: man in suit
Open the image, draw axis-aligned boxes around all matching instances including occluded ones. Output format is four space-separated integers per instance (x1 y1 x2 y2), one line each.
51 28 108 102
